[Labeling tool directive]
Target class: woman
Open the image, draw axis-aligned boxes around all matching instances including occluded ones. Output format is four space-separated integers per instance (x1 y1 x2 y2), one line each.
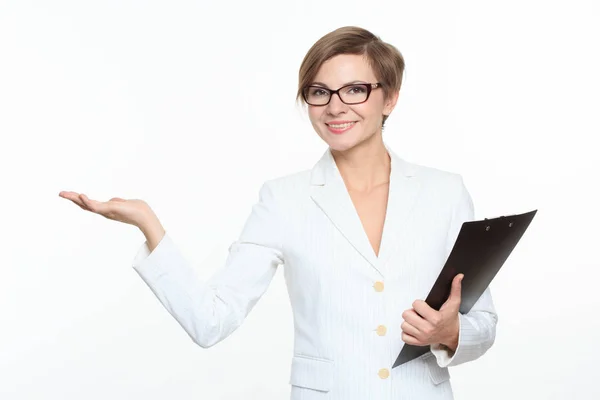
59 26 497 400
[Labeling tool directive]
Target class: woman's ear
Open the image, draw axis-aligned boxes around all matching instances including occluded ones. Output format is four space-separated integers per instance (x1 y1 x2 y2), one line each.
383 90 400 116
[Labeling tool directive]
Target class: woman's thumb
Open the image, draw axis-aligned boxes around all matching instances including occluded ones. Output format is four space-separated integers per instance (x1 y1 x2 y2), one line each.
450 274 463 302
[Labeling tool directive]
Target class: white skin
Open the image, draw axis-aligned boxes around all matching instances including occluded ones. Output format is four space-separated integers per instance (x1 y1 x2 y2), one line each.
307 53 462 351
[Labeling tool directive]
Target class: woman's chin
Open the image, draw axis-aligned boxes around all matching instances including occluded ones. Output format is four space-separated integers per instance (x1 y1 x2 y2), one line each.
323 138 353 152
322 130 382 152
322 134 368 153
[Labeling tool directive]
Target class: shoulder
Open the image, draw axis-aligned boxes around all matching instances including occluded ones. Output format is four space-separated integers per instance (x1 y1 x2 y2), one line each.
404 159 474 220
260 169 312 196
404 158 466 197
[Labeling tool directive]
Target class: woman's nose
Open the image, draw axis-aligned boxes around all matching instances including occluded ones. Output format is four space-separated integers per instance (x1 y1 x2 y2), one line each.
326 92 348 115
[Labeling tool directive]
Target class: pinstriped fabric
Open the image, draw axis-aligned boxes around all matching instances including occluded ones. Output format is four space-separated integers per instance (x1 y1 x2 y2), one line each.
132 144 497 400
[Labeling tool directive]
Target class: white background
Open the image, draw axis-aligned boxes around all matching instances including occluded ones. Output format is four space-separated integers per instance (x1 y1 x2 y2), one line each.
1 0 599 399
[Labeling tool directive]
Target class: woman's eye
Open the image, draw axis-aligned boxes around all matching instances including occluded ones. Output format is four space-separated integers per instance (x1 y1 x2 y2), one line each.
311 89 328 96
346 85 366 94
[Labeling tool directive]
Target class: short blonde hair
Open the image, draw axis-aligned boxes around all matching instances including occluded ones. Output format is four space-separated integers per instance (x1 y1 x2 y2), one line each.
297 26 406 126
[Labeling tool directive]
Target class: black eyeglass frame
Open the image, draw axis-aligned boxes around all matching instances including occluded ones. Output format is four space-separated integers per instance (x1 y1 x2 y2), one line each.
302 82 383 106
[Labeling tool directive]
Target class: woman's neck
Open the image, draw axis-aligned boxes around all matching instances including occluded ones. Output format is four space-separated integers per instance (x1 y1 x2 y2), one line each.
332 137 391 193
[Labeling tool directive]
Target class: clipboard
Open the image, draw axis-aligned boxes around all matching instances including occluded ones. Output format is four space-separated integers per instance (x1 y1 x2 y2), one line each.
392 209 537 368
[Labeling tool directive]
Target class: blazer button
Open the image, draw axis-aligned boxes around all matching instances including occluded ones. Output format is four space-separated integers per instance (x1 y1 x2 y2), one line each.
373 281 384 292
378 368 390 379
376 325 387 336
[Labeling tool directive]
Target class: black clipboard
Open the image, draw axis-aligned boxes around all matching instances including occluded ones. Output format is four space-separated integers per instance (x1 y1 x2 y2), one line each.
392 209 537 368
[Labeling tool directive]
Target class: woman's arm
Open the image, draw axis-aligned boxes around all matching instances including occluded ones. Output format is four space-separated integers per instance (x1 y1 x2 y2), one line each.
132 181 284 348
139 210 166 252
430 175 498 368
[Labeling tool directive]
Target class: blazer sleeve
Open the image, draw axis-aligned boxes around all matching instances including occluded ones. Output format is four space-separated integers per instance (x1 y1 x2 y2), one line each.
131 180 284 348
429 175 498 368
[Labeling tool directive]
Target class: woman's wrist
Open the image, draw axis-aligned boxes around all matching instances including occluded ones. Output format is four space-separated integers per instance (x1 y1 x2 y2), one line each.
138 211 166 252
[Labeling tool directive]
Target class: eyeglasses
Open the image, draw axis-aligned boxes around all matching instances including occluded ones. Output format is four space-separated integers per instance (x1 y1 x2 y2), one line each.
302 83 382 106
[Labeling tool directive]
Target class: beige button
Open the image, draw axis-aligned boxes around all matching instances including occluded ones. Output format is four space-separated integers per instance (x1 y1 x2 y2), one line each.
376 325 387 336
373 281 384 292
378 368 390 379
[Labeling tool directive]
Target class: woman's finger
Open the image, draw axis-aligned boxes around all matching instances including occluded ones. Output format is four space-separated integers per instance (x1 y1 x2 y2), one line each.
60 191 90 211
80 194 126 220
401 332 422 346
402 309 426 330
79 194 106 214
401 321 421 338
69 199 88 211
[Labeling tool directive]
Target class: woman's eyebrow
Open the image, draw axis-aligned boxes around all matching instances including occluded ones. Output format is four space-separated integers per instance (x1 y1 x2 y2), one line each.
310 80 367 88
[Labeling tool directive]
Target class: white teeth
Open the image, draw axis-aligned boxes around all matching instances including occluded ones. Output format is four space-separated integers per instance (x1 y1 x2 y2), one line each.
328 122 355 129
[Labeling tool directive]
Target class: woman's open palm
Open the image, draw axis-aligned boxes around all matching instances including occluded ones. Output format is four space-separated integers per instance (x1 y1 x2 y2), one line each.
59 191 151 227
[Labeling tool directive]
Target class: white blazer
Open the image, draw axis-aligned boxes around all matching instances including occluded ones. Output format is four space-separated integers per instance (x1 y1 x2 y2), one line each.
132 144 497 400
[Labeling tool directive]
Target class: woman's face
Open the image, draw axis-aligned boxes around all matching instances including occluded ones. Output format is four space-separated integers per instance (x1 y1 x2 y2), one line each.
306 54 397 152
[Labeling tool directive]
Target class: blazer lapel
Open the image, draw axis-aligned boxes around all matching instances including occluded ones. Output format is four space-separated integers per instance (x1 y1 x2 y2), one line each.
310 148 380 273
376 145 421 270
309 144 421 277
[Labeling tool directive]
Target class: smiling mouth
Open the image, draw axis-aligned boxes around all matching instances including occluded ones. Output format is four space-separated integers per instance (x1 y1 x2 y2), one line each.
326 122 357 129
325 121 357 135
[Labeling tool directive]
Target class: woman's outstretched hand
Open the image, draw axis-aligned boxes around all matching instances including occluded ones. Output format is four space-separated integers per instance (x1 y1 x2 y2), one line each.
58 191 153 228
